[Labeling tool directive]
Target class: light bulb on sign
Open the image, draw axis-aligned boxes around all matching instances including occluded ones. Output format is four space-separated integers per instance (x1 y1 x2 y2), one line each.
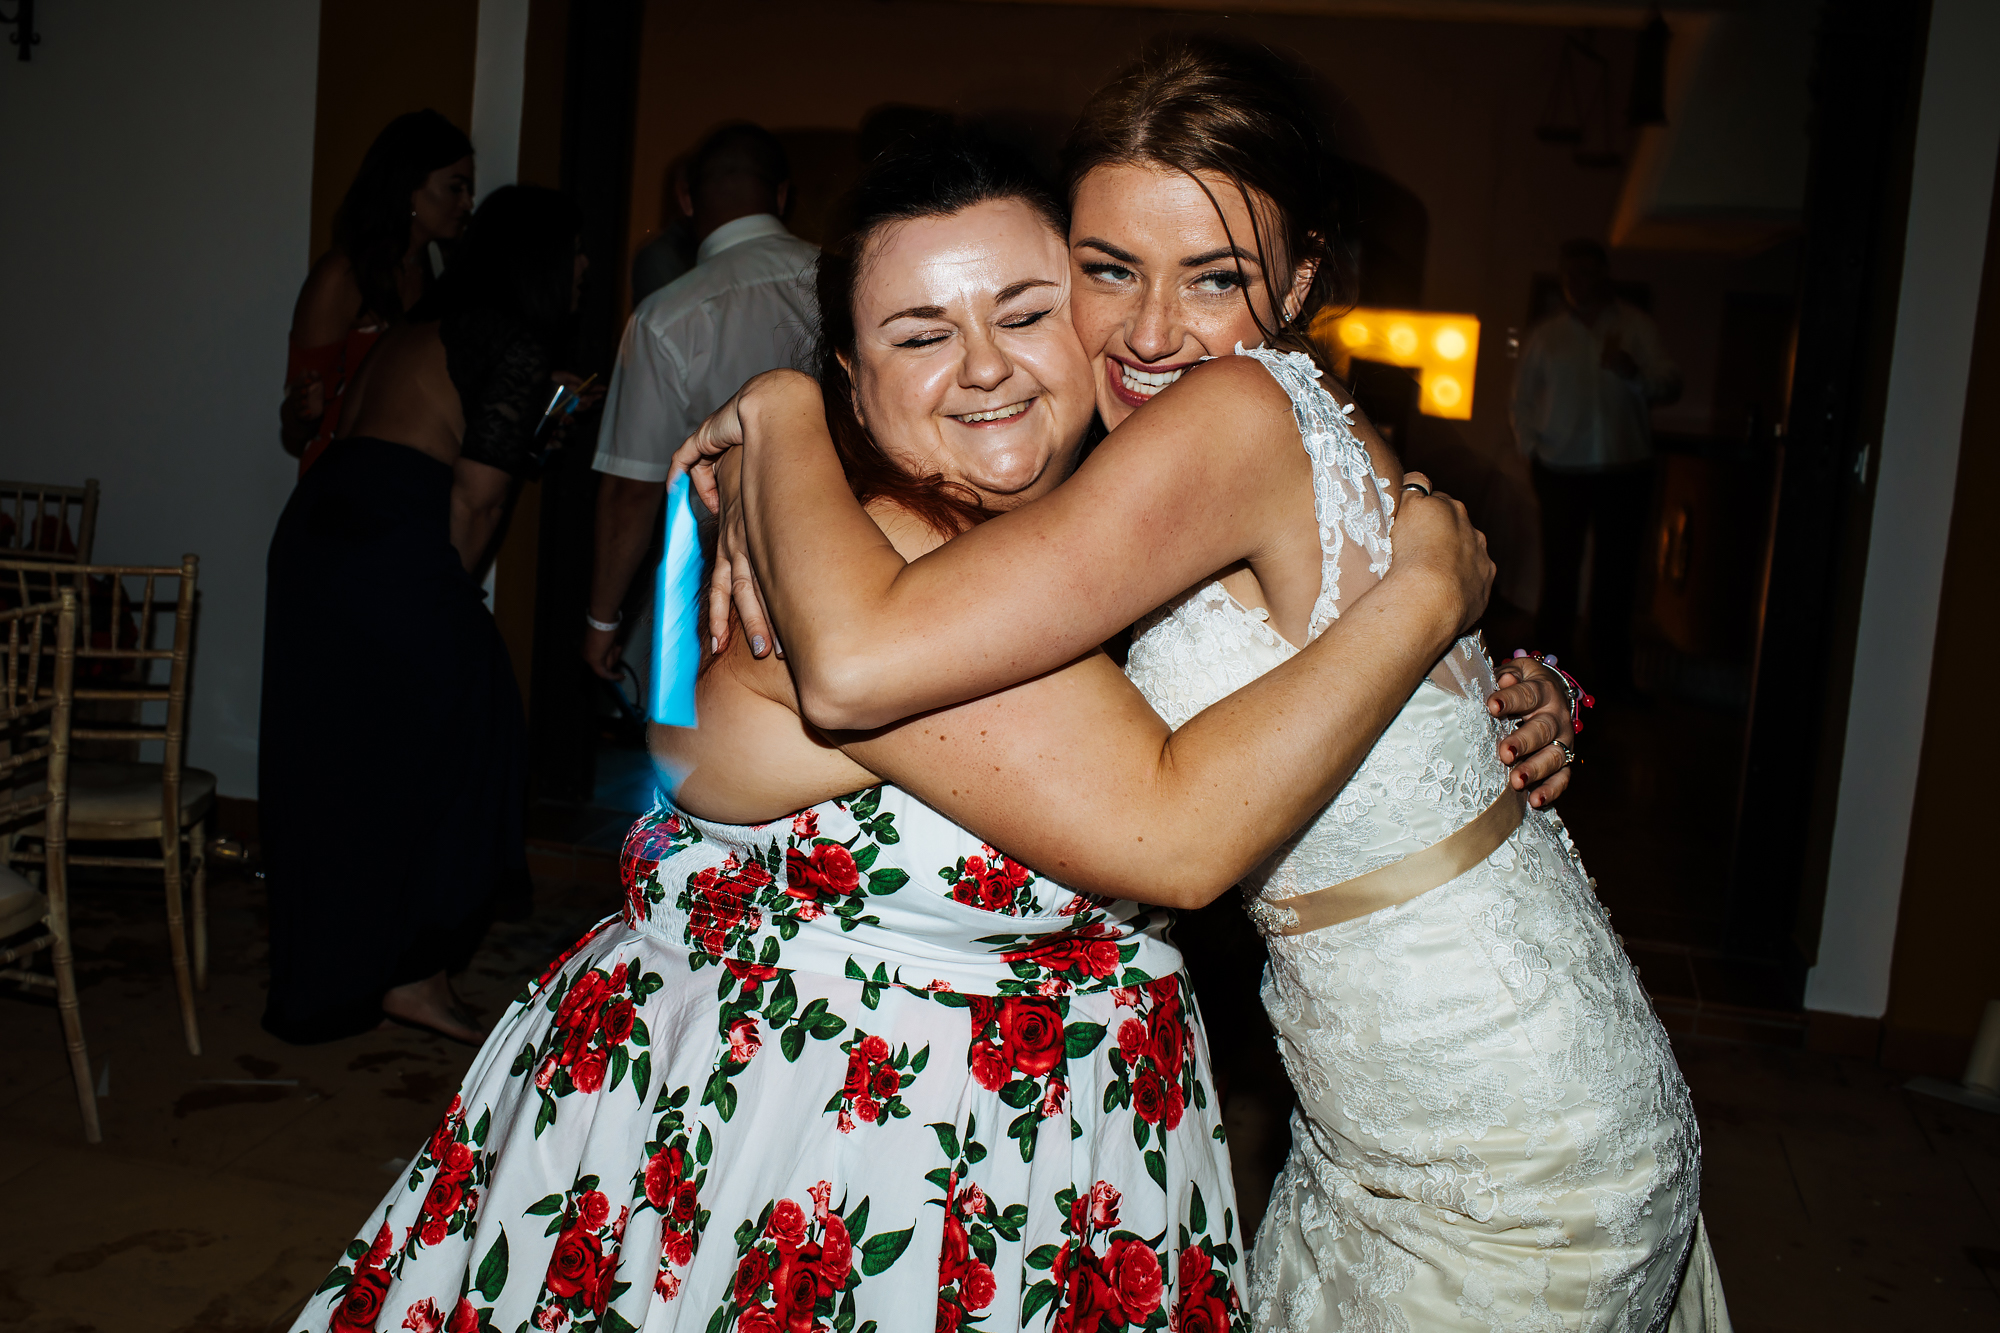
1312 306 1478 420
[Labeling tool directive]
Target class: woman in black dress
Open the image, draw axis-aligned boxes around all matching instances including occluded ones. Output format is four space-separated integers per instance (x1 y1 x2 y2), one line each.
261 186 589 1043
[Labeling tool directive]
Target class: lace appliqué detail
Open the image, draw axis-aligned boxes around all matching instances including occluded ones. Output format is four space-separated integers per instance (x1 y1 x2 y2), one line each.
1232 344 1394 639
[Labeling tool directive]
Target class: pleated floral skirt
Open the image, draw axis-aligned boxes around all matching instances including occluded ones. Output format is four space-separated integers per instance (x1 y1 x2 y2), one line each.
291 787 1251 1333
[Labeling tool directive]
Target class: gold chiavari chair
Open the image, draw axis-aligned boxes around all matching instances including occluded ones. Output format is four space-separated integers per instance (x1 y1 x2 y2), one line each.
2 556 209 1056
0 479 99 564
0 589 99 1142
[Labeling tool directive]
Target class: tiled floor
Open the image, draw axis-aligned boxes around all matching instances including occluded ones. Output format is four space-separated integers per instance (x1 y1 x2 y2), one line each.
0 849 612 1333
5 845 1998 1330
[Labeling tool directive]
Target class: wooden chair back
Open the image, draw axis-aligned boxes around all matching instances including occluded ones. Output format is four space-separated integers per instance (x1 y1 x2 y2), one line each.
0 556 199 774
2 558 206 1057
0 480 99 565
0 589 100 1142
0 589 77 823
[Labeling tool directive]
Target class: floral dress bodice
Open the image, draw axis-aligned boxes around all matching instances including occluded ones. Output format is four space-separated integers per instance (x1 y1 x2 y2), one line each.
624 783 1183 998
1122 346 1511 929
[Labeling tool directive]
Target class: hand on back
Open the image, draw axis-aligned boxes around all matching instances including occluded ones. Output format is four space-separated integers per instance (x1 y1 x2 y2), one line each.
1387 471 1494 638
672 370 818 658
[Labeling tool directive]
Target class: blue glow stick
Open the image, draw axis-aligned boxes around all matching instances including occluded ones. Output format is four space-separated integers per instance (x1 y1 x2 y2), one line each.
649 472 704 729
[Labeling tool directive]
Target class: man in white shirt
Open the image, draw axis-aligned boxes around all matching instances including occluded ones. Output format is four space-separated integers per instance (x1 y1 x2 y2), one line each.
585 123 819 681
1512 239 1681 695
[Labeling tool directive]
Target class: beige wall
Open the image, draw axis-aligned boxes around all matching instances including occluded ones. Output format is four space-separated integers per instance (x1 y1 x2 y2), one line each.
307 0 481 264
0 1 321 797
1882 155 2000 1075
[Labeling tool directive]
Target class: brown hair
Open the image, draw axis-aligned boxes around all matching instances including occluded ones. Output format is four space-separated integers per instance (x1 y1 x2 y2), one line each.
1059 36 1346 369
815 129 1069 539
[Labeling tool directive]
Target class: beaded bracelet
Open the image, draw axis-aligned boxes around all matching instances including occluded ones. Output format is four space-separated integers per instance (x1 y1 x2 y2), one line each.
1509 650 1594 735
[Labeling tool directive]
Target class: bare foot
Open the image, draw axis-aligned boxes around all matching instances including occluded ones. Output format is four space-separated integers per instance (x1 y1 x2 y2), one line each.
382 971 484 1044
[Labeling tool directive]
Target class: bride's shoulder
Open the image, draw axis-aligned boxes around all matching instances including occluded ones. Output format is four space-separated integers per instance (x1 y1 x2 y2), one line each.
1171 351 1299 418
1152 353 1308 457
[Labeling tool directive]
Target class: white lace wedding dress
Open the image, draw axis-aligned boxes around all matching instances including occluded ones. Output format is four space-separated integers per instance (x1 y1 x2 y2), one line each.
1122 347 1730 1333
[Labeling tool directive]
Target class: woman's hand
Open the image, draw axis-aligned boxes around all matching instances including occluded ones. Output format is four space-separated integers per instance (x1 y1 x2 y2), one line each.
280 372 324 455
542 372 608 452
553 370 607 416
707 450 778 657
1388 475 1572 804
670 367 819 512
1385 472 1494 638
675 369 820 658
1489 659 1576 808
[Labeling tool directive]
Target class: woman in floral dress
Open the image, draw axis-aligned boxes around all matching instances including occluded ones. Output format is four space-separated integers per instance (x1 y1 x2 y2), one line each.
289 134 1537 1333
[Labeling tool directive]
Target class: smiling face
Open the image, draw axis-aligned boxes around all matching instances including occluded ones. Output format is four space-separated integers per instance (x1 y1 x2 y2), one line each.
845 198 1096 508
411 155 476 245
1069 163 1314 428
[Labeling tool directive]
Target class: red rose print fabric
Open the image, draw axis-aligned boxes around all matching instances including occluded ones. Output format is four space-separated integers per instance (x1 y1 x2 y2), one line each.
293 788 1243 1333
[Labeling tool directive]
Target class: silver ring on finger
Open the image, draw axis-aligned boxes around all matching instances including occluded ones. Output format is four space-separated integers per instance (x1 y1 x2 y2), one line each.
1401 481 1432 497
1553 740 1576 770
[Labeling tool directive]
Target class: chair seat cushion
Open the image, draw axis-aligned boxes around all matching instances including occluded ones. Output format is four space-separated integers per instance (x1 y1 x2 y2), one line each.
0 862 46 938
56 762 218 831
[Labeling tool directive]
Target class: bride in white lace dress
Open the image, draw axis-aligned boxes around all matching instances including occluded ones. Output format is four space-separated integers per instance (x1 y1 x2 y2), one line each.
1122 345 1724 1333
683 39 1727 1333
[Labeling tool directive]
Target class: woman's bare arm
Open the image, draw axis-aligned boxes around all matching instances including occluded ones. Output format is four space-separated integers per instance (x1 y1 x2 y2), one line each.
725 357 1438 730
838 585 1479 907
672 497 1501 907
450 458 511 574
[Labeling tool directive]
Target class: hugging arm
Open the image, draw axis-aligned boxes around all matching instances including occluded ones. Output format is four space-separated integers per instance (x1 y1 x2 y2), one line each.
685 361 1575 804
713 358 1460 729
839 626 1452 907
783 503 1484 907
450 458 511 574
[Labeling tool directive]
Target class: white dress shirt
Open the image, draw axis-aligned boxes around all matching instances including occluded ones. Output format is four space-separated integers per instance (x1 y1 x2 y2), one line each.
593 214 820 482
1511 301 1680 472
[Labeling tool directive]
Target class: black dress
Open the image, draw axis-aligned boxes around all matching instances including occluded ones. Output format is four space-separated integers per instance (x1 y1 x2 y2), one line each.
259 312 549 1043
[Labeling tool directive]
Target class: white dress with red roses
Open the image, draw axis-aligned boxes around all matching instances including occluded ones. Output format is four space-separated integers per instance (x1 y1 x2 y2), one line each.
1122 346 1729 1333
291 785 1250 1333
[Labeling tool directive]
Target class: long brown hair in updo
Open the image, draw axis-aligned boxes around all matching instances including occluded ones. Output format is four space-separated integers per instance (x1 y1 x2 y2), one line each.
816 130 1069 539
1060 36 1346 371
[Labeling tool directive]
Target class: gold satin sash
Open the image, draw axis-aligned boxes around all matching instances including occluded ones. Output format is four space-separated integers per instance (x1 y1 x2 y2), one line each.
1272 787 1528 936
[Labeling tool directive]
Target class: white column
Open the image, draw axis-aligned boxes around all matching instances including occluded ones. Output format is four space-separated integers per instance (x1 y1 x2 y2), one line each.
470 0 531 201
471 0 533 605
1807 0 2000 1016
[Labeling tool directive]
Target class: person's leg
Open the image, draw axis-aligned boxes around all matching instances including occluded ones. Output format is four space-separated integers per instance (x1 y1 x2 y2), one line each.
381 970 482 1042
1533 463 1590 661
1586 465 1654 695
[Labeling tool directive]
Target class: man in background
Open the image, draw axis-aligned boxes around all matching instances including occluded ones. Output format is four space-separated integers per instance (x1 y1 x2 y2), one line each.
585 123 818 684
630 159 696 305
1512 238 1681 698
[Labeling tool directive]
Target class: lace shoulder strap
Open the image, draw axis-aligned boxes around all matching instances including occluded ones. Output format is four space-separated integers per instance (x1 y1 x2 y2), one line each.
1232 344 1396 639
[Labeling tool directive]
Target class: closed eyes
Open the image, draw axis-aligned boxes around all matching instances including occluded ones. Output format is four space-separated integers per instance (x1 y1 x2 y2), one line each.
891 308 1053 348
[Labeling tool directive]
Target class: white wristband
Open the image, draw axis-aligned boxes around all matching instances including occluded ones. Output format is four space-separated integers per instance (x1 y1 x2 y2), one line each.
585 611 622 633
